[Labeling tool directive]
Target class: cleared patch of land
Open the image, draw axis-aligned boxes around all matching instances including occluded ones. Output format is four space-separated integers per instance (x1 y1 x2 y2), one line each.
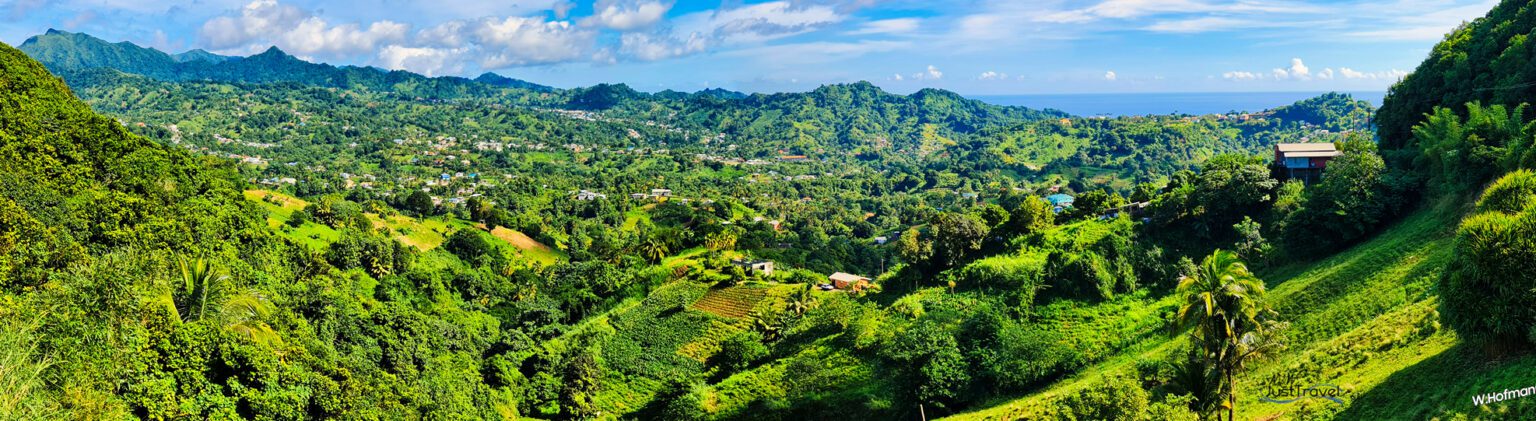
244 189 561 265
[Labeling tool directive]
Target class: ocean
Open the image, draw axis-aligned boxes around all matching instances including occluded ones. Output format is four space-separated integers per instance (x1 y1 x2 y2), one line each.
972 91 1387 117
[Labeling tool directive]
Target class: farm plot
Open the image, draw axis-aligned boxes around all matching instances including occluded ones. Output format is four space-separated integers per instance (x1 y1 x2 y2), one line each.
691 287 770 319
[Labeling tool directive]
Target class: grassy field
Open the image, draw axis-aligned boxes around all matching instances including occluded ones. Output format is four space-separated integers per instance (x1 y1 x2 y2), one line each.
946 200 1536 420
243 189 561 264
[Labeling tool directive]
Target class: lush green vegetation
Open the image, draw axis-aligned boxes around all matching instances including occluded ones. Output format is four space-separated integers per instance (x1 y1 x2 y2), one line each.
12 1 1536 417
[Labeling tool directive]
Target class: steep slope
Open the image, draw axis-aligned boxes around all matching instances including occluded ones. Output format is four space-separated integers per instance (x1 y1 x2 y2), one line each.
946 201 1536 420
0 39 255 270
1376 0 1536 148
1 41 521 419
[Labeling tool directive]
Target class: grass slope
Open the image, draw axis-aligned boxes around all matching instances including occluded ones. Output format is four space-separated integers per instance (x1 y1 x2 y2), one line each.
948 201 1536 420
244 189 562 264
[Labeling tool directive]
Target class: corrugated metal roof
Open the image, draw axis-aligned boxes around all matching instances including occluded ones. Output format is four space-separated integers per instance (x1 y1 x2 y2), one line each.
829 272 869 282
1275 143 1337 152
1284 151 1342 158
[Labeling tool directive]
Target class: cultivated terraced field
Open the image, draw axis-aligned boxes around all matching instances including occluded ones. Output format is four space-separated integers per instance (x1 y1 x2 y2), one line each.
692 287 770 319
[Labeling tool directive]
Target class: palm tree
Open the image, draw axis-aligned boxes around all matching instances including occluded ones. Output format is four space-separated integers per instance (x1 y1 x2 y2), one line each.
1175 250 1283 421
787 284 816 316
157 258 283 349
640 238 670 263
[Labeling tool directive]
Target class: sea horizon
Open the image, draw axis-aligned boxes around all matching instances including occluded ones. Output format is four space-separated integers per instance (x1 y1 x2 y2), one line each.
970 91 1388 118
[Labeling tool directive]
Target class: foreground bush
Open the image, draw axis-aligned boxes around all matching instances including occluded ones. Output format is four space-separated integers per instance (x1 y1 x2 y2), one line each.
1441 170 1536 352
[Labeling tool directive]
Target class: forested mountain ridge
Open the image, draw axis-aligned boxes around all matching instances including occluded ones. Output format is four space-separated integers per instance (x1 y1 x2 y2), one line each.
19 29 551 97
1376 0 1536 150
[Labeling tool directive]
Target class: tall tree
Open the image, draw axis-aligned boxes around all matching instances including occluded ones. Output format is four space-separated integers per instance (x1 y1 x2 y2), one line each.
1175 250 1283 421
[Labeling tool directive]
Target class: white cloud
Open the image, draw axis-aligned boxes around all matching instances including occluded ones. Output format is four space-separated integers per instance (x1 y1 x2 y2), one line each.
471 16 596 67
1346 1 1497 41
924 65 943 79
376 45 466 76
417 21 469 48
978 71 1008 81
200 0 408 59
619 32 706 61
1268 58 1312 80
588 0 672 31
891 73 904 81
721 40 907 67
1317 67 1334 80
1287 57 1311 80
1223 71 1260 80
846 18 920 35
1039 0 1314 24
1104 70 1117 81
673 1 844 45
1340 67 1409 80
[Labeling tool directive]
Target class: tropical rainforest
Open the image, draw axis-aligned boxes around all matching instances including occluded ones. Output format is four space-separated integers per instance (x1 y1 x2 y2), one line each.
4 1 1536 420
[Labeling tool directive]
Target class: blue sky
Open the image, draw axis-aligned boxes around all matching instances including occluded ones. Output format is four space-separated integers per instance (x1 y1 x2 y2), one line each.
0 0 1498 94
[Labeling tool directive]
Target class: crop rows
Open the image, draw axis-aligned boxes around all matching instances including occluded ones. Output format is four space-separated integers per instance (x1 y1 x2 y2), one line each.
691 287 769 319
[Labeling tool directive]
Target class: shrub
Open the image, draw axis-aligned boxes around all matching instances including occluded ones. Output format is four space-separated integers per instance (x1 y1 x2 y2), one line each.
1049 375 1149 421
1440 170 1536 352
714 330 769 371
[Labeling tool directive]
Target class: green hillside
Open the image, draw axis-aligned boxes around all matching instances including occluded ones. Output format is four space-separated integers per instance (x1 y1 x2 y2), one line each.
11 0 1536 417
0 41 557 419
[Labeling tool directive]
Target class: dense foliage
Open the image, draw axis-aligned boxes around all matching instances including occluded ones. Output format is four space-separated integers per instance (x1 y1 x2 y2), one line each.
14 12 1526 418
1440 170 1536 352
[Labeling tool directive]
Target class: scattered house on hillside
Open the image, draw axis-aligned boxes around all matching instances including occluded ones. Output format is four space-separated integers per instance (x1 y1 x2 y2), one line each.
873 236 889 245
731 259 775 277
1102 201 1151 220
574 190 606 201
779 155 809 162
1274 142 1340 184
829 272 872 291
630 193 649 200
651 188 673 198
1046 194 1075 213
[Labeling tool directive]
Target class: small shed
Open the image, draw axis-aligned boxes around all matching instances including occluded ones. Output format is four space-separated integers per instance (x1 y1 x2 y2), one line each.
732 259 775 277
829 272 871 291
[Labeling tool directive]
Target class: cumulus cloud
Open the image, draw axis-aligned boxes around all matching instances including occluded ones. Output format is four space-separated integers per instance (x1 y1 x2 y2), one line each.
587 0 671 31
1271 58 1312 80
471 16 596 67
914 65 943 80
619 32 707 61
978 71 1008 81
416 21 470 48
600 1 848 62
1104 70 1117 81
376 45 466 76
1224 59 1407 83
200 0 408 59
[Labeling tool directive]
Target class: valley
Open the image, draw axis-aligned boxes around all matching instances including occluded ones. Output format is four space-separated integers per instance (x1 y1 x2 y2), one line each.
5 1 1536 420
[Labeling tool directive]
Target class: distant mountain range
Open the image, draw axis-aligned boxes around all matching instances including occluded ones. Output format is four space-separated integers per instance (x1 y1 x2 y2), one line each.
18 29 552 96
14 29 1070 148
